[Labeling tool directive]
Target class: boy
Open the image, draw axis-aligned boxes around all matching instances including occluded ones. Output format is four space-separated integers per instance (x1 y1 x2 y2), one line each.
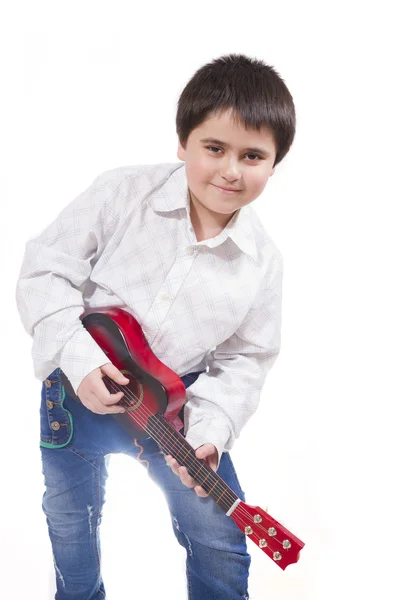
16 53 296 599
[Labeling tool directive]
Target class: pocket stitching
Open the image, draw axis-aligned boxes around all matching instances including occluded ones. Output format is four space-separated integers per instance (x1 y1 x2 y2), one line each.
40 374 74 448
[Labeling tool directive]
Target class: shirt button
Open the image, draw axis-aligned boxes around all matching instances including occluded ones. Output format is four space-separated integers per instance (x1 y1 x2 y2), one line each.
186 247 194 255
51 421 61 431
160 293 169 301
46 400 54 409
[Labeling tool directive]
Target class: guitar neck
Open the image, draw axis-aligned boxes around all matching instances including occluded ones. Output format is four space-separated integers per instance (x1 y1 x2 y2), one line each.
146 412 239 513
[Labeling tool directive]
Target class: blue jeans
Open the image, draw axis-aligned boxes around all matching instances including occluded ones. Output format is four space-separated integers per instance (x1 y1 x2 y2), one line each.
40 368 250 599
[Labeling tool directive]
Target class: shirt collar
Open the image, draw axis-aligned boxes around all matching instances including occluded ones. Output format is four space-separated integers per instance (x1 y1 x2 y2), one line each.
150 162 258 260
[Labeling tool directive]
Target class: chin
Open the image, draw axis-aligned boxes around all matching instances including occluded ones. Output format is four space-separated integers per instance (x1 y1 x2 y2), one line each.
211 204 241 216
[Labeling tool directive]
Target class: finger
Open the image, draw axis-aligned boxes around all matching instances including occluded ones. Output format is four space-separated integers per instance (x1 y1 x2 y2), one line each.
178 466 199 489
102 391 126 406
166 459 208 496
178 465 208 497
195 445 218 471
167 457 181 477
88 391 126 415
79 395 98 414
194 485 209 498
83 396 108 415
100 363 130 385
100 402 126 415
92 381 126 407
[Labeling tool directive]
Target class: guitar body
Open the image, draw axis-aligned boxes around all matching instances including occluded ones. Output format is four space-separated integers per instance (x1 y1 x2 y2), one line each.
81 307 187 439
79 307 305 569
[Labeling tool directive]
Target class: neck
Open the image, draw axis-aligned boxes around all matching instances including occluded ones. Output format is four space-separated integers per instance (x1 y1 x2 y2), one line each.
189 194 236 242
147 412 239 513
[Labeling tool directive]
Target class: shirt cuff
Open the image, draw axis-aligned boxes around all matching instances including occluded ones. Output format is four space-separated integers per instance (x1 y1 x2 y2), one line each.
184 417 231 471
58 328 111 394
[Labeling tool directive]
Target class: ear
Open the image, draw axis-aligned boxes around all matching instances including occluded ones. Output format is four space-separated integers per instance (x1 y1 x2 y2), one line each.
177 139 186 161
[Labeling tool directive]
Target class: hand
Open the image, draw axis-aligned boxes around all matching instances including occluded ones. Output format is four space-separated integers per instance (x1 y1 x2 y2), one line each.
76 363 129 415
165 444 219 497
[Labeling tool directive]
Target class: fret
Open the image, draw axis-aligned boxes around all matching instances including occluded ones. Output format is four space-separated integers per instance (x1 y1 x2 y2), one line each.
193 464 204 478
208 481 219 495
201 472 211 486
159 430 167 443
178 447 192 462
216 489 228 503
167 436 179 453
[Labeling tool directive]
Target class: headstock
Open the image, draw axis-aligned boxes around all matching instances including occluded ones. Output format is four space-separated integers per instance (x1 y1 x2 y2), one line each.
230 502 305 570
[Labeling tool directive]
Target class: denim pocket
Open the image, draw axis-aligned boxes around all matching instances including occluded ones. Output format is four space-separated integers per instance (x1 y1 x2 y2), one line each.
40 367 73 448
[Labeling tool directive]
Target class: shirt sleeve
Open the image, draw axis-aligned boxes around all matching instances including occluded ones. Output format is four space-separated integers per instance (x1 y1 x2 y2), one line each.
15 174 121 393
183 255 283 468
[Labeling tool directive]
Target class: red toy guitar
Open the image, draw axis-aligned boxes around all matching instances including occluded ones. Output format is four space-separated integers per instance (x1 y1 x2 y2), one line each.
80 307 305 570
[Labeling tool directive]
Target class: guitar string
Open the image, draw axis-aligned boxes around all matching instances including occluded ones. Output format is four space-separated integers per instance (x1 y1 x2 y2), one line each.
103 374 289 549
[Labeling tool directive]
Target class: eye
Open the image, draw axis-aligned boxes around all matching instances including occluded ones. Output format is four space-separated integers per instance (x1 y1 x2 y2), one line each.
206 147 263 161
246 153 262 161
206 146 222 154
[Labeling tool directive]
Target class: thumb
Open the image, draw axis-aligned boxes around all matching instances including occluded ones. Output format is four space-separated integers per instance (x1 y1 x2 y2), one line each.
195 444 216 459
195 445 207 458
195 444 219 471
100 362 129 384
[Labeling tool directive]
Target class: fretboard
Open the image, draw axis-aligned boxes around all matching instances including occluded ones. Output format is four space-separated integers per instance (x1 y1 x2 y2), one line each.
148 412 239 513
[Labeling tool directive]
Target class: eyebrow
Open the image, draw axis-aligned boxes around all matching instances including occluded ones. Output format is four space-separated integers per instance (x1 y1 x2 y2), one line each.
200 137 271 157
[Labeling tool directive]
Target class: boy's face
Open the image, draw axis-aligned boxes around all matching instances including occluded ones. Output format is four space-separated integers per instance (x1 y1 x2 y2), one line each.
177 108 277 224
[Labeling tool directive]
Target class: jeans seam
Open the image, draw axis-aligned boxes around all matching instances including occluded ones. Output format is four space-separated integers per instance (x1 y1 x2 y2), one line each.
66 446 101 471
186 563 192 600
225 453 245 499
94 458 102 589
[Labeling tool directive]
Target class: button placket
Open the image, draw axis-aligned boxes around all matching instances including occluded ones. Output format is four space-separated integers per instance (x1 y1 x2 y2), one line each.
145 248 197 341
44 378 58 388
45 376 68 441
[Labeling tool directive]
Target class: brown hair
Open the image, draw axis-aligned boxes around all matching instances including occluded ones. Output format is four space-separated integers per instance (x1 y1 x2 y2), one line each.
176 53 296 167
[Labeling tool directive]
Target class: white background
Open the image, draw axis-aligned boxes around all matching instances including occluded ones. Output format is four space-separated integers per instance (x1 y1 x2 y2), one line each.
1 1 399 599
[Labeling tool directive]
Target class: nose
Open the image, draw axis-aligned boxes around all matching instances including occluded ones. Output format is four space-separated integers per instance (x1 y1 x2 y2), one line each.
220 157 241 182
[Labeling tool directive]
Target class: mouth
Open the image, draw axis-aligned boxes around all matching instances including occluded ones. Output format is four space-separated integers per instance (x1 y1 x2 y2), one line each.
212 184 242 194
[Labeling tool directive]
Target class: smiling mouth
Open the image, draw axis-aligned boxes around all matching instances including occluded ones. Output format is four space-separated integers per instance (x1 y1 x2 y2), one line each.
212 184 242 193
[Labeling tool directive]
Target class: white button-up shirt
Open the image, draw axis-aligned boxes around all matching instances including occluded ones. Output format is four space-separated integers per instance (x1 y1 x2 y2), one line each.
16 162 283 463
